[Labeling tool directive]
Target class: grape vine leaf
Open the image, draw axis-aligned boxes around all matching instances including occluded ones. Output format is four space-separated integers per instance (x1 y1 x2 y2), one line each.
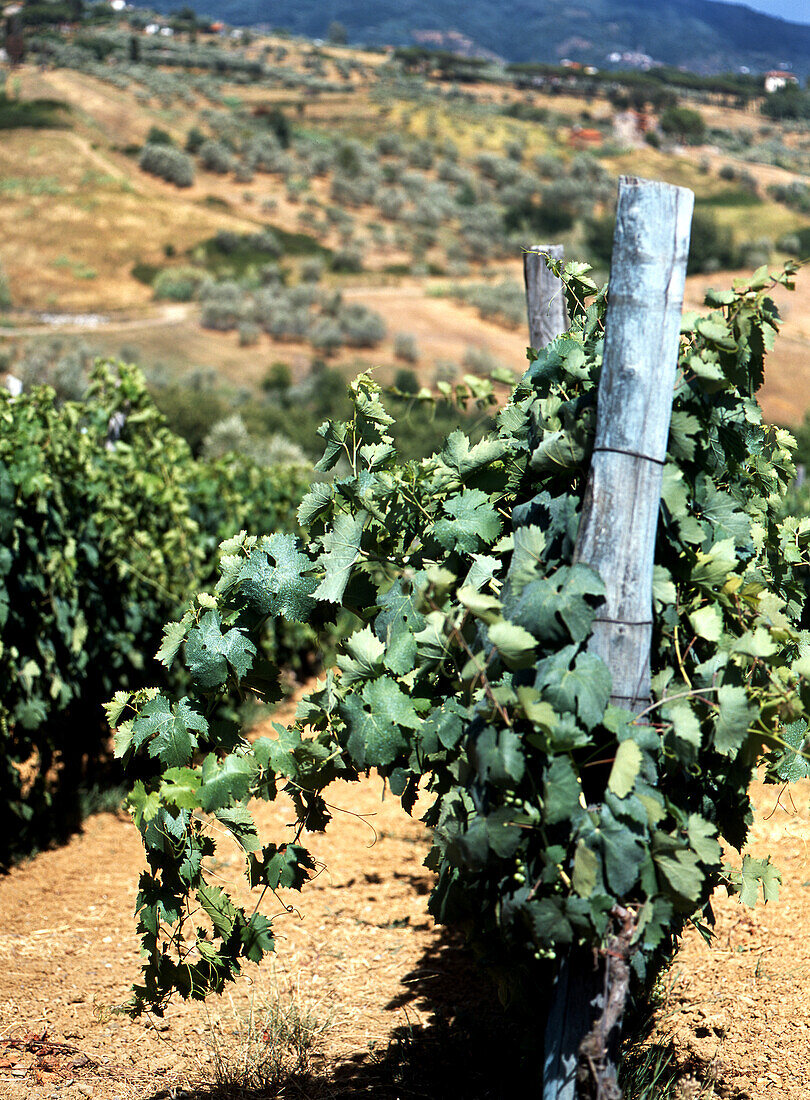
131 696 207 767
198 752 254 813
608 740 642 799
236 534 318 621
313 512 365 603
433 489 502 554
342 676 420 768
186 612 256 691
713 684 755 755
534 646 612 729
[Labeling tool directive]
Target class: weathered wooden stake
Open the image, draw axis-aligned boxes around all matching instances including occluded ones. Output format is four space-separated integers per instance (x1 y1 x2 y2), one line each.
574 176 694 711
524 244 568 348
541 176 694 1100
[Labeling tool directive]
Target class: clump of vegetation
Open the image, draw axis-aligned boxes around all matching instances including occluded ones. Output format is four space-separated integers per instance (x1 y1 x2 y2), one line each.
198 138 235 174
145 125 174 146
204 983 332 1092
438 280 526 328
0 88 68 130
394 332 419 363
138 143 195 187
153 266 210 302
0 263 11 310
659 105 706 144
0 361 312 863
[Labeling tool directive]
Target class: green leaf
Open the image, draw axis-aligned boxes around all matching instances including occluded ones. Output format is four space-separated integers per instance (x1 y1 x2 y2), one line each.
656 850 703 906
235 534 318 622
689 605 723 643
241 913 275 963
696 316 737 350
337 626 385 685
686 814 721 866
471 725 525 785
197 884 238 939
432 489 502 554
132 696 207 767
488 620 537 669
713 684 755 756
198 752 254 813
543 755 581 825
104 690 131 728
572 840 599 898
438 431 509 481
530 430 585 473
509 564 603 646
186 611 256 691
458 586 502 624
692 539 737 592
216 804 261 852
608 740 642 799
315 419 347 471
160 767 202 811
314 512 365 604
342 676 420 768
594 804 645 895
738 855 781 907
297 481 333 527
156 620 188 667
665 701 702 748
534 646 611 729
773 719 810 782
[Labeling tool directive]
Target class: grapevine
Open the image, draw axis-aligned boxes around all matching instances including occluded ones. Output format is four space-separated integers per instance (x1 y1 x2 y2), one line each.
110 261 810 1015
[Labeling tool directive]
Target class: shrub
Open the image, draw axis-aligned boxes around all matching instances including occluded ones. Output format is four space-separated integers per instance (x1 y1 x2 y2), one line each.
778 233 802 255
337 302 386 347
462 345 501 376
407 138 434 170
659 105 706 145
153 266 209 302
299 258 324 283
331 247 364 273
199 139 235 174
138 143 195 187
688 209 738 273
200 280 246 331
262 362 292 391
375 133 402 156
201 413 252 460
394 367 419 394
308 316 344 355
377 187 407 220
185 126 206 153
245 133 283 172
0 362 310 862
394 332 419 363
238 321 261 346
0 264 10 310
146 125 174 146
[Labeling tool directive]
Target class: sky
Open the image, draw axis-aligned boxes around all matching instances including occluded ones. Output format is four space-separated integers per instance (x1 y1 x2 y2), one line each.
721 0 810 23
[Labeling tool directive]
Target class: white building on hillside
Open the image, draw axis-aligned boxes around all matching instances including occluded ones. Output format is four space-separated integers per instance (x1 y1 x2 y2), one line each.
765 70 799 93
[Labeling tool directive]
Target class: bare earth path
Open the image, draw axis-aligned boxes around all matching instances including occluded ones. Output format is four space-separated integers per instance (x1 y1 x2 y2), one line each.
0 746 809 1099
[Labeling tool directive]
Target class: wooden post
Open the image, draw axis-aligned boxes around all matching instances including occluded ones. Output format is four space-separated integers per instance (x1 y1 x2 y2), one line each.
541 176 694 1100
524 244 568 348
574 176 694 710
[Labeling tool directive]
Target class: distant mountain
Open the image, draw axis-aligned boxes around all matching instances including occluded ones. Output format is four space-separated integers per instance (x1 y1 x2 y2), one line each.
136 0 810 77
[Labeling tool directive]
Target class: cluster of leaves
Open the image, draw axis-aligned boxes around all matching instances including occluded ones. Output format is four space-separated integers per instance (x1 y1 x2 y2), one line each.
0 362 310 863
112 263 810 1015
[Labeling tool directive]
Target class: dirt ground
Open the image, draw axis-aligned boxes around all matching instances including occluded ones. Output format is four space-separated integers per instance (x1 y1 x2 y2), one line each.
0 677 808 1100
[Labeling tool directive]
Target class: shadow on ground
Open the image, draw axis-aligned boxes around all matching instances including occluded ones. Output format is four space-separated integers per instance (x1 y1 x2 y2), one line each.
143 929 751 1100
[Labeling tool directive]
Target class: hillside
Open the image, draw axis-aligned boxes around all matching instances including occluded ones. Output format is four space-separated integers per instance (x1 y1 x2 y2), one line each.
135 0 810 75
3 20 810 445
